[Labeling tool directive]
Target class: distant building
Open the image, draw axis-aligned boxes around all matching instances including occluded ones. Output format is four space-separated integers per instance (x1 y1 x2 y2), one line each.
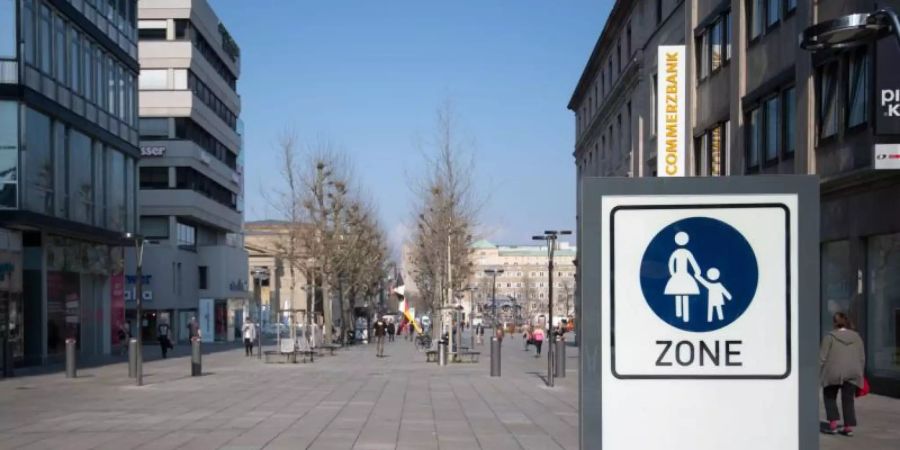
469 240 576 326
130 0 248 343
244 220 309 327
1 0 140 368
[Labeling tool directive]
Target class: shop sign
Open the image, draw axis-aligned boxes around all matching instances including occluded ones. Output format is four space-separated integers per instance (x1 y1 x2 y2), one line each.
140 146 166 157
875 144 900 170
876 37 900 136
656 45 686 177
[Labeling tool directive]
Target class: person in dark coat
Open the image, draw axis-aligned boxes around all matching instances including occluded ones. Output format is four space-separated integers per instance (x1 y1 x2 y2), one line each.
373 318 387 357
387 321 396 342
820 312 865 436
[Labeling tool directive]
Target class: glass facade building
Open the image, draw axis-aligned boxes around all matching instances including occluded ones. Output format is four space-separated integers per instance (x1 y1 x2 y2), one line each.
0 0 139 371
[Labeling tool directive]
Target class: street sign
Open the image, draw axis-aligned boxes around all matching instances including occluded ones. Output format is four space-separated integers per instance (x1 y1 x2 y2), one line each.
578 177 818 450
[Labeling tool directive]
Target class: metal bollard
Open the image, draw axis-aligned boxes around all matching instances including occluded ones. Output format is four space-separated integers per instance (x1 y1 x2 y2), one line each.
128 338 137 378
555 337 566 378
438 341 448 366
65 338 77 378
191 337 202 376
490 336 501 377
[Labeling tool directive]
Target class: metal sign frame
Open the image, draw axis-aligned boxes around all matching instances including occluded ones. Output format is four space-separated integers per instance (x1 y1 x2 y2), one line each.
578 176 819 450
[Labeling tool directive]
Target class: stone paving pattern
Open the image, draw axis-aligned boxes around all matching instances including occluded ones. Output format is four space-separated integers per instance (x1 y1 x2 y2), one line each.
0 332 897 449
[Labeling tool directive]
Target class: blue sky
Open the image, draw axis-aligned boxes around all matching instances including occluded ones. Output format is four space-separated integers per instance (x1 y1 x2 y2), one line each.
212 0 611 251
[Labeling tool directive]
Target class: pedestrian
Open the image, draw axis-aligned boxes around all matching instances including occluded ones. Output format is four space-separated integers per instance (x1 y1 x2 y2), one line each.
387 321 396 342
373 317 387 357
157 321 172 358
118 321 131 356
523 326 532 351
242 319 257 357
820 312 865 436
477 324 484 345
532 327 545 357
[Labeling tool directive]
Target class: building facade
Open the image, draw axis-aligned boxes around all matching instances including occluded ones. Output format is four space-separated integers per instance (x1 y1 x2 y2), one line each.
469 240 576 327
130 0 248 344
570 0 900 396
1 0 140 370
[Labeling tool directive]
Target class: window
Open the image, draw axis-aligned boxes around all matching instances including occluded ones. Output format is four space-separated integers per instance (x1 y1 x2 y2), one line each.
174 118 237 169
53 13 65 83
174 19 190 39
198 266 208 290
68 129 93 224
711 19 722 72
24 108 53 215
818 62 839 139
764 96 779 162
95 47 105 108
106 148 126 231
697 31 709 79
0 101 18 208
117 65 126 120
747 107 761 171
847 49 869 128
786 0 797 14
139 118 169 138
783 88 796 156
22 0 34 63
626 23 631 57
137 20 166 40
69 29 81 94
39 4 51 73
708 125 725 176
651 74 658 136
751 0 764 40
139 69 166 90
176 222 196 248
83 41 93 102
617 41 622 73
725 11 732 60
107 54 116 113
767 0 780 27
139 166 168 189
694 134 706 176
174 69 188 89
656 0 663 25
866 233 900 379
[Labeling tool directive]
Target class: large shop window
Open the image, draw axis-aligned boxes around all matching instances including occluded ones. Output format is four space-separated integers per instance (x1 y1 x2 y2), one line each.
867 233 900 379
0 101 18 208
821 240 853 341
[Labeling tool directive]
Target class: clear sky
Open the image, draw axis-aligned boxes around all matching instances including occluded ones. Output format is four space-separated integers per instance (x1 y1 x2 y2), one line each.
211 0 611 251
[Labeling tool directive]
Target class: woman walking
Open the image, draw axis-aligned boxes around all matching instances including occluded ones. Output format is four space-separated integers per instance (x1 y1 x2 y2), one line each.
820 312 865 436
532 327 545 358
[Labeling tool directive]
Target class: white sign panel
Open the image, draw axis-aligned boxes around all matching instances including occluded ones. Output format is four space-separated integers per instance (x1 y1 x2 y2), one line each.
656 46 686 177
875 144 900 170
601 194 798 450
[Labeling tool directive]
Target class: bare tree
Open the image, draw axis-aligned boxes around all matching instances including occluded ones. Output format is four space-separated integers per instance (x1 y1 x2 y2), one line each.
408 101 481 338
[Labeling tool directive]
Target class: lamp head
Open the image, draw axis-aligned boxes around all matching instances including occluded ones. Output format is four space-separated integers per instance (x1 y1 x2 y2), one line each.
800 12 891 50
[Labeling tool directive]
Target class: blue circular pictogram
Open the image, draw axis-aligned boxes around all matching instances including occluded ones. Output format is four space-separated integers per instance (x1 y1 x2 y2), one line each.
639 217 758 332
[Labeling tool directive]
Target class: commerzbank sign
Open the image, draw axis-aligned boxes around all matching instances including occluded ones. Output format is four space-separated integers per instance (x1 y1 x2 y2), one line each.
657 46 686 177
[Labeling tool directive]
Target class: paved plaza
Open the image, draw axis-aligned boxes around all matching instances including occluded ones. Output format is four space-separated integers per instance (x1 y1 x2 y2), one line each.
0 334 897 450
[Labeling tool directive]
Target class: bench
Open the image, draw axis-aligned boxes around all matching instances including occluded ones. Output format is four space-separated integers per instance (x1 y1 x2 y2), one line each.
425 350 439 363
458 351 480 363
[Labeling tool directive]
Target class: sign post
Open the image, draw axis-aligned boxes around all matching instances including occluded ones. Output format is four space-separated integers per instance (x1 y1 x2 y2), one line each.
578 176 818 450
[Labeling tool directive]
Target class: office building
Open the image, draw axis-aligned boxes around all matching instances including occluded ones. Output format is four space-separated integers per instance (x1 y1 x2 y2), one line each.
570 0 900 396
131 0 248 344
0 0 140 370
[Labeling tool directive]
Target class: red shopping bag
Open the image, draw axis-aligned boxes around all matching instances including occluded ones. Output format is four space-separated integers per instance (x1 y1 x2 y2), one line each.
856 377 870 397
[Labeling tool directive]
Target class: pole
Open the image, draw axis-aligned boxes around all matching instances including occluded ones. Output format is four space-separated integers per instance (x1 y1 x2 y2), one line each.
257 277 262 360
547 237 555 388
447 229 453 361
135 240 143 387
491 272 497 329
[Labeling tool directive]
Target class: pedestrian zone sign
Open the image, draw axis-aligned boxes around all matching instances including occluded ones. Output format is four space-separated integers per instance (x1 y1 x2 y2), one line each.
612 201 790 378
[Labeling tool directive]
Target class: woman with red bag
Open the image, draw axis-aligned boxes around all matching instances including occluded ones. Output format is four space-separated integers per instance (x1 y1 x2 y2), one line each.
819 312 866 437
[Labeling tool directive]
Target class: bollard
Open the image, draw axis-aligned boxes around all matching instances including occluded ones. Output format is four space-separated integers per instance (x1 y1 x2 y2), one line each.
65 338 77 378
438 341 448 366
128 338 137 378
555 337 566 378
191 337 202 376
490 336 501 377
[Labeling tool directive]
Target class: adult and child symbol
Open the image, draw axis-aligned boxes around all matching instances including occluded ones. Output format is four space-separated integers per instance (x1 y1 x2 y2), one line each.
664 231 732 324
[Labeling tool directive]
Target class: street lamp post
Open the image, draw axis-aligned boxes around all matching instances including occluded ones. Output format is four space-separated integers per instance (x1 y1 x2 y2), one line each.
251 268 269 360
124 233 145 386
800 8 900 51
533 230 572 388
